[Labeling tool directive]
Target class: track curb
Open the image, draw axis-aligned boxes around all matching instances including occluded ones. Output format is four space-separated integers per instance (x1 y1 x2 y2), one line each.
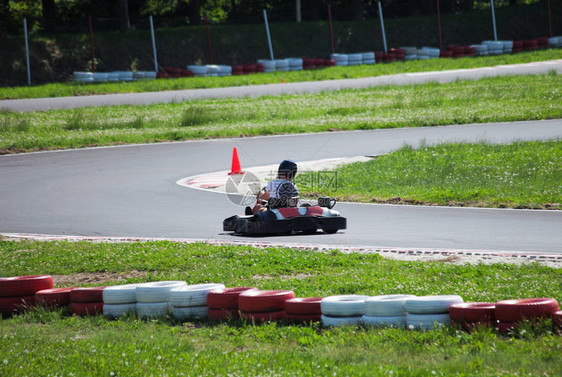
2 233 560 263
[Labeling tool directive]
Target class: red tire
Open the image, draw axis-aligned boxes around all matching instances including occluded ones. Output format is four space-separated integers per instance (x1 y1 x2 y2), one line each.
496 321 518 334
208 308 240 321
70 287 106 303
70 302 103 316
240 310 284 322
0 295 36 314
36 287 75 307
238 290 295 313
284 313 322 323
207 287 258 310
284 297 323 315
495 298 559 322
0 275 53 297
449 302 496 323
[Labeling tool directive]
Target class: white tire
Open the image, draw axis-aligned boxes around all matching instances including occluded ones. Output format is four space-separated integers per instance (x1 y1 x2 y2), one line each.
322 314 362 327
143 71 157 79
362 315 407 328
400 46 417 55
93 72 109 82
115 71 133 81
361 52 375 61
73 72 94 82
103 303 136 319
321 295 370 317
169 283 225 307
257 59 275 70
107 72 120 81
187 65 207 76
405 295 463 314
548 37 559 47
172 305 208 320
103 283 146 304
417 48 430 57
406 313 451 330
365 294 416 317
132 72 145 80
136 302 169 319
135 281 186 303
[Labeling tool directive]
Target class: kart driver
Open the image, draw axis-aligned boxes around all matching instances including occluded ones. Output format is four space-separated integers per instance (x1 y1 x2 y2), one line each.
248 159 299 215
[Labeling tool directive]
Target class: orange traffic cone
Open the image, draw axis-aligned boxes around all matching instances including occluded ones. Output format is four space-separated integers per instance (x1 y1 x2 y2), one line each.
228 147 245 175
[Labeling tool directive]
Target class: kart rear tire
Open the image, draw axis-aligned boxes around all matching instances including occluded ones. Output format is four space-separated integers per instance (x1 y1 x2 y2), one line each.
323 229 338 234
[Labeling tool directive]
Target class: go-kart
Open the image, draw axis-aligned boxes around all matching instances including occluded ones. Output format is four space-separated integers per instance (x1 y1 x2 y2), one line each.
223 196 346 236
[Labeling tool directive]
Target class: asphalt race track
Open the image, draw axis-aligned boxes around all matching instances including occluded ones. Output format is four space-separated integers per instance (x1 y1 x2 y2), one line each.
1 120 561 253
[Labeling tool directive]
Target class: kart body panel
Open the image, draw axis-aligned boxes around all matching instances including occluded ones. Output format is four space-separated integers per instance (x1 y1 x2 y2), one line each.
223 205 346 235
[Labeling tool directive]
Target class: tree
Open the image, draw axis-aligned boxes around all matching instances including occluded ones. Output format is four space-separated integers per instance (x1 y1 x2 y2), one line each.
188 0 206 25
0 0 9 37
118 0 131 30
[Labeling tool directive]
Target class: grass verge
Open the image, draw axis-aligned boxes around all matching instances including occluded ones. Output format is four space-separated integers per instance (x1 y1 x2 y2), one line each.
296 141 562 210
1 49 561 100
0 240 561 376
1 73 561 154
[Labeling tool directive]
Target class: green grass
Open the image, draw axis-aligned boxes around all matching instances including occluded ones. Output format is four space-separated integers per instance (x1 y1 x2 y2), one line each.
1 73 561 153
1 49 561 100
296 141 562 210
0 240 561 376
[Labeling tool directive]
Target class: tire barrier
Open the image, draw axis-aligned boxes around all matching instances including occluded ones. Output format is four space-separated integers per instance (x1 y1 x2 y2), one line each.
347 53 363 66
207 287 257 321
36 287 75 307
331 53 349 66
135 281 186 319
0 275 54 297
364 294 415 317
103 303 136 319
70 287 106 316
257 59 275 73
135 281 186 303
74 71 158 83
205 65 220 77
207 287 257 310
170 283 225 320
0 296 36 314
407 313 451 330
321 295 370 327
239 290 295 322
287 58 303 71
495 298 559 323
449 302 496 331
2 274 559 335
321 314 362 327
470 44 488 56
284 297 322 323
361 52 375 65
187 65 207 77
238 290 295 312
405 295 462 330
405 295 464 314
274 59 289 72
136 302 169 319
363 315 407 328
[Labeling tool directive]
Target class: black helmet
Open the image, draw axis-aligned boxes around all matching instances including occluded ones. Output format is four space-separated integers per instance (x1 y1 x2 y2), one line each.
278 159 298 179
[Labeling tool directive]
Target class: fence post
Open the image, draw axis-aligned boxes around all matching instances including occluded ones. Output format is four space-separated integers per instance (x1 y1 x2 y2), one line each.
205 14 214 64
328 4 335 54
149 15 158 73
436 0 443 50
490 0 498 41
24 18 31 86
88 16 96 72
263 9 274 60
377 1 388 53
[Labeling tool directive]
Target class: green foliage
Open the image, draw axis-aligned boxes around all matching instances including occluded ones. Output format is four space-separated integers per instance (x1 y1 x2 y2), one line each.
298 141 562 209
